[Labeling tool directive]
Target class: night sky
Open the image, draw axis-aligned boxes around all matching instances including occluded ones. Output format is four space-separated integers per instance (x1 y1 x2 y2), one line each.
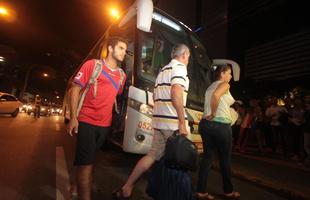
0 0 135 98
0 0 198 99
1 0 309 101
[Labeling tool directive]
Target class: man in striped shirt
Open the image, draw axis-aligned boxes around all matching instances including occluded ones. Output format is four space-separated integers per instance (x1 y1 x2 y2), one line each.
115 44 190 199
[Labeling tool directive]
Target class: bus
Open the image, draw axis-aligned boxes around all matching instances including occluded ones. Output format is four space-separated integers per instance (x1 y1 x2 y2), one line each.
62 0 240 154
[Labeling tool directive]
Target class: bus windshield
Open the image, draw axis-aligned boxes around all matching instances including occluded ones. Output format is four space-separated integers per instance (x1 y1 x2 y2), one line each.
136 11 212 110
187 33 212 111
82 10 212 111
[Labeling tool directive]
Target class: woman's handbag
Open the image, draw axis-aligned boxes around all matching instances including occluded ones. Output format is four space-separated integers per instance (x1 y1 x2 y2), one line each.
164 131 198 171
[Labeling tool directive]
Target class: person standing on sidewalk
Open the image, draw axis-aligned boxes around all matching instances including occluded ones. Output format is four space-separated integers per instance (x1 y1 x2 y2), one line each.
68 37 127 200
197 64 240 200
265 97 288 155
113 44 191 199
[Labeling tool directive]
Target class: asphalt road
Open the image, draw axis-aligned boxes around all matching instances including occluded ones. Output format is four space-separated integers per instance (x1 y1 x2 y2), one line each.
0 113 287 200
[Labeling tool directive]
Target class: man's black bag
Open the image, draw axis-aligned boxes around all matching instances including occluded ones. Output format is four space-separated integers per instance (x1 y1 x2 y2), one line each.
164 131 198 171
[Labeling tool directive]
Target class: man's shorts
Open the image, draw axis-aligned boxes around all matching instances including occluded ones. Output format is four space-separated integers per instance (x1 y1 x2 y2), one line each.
74 121 111 166
147 129 174 161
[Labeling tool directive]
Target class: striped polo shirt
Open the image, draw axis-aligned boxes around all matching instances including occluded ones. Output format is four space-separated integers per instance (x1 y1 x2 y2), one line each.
152 59 189 130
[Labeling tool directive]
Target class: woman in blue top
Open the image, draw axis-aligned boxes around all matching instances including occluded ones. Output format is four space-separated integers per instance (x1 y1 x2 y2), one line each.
196 64 240 200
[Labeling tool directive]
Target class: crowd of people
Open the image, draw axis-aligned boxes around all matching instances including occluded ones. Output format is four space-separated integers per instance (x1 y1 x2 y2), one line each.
232 94 310 167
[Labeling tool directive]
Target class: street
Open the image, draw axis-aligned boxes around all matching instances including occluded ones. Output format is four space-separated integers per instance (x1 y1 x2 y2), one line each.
0 113 287 200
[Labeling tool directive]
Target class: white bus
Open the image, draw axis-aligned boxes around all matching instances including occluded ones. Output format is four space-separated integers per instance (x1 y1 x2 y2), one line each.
63 0 240 154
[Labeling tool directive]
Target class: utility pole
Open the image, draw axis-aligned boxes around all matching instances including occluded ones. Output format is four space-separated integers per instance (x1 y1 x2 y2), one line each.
19 66 33 100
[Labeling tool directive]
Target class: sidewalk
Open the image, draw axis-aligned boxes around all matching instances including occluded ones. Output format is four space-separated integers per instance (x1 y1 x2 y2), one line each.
211 147 310 200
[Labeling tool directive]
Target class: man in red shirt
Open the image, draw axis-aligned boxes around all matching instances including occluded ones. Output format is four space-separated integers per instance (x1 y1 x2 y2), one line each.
68 37 127 200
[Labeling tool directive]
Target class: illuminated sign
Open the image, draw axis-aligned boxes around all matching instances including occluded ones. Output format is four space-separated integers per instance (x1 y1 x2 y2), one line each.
152 13 181 31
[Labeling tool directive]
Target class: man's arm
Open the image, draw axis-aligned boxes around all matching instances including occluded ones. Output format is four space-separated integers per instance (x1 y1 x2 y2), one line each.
68 83 82 136
171 84 189 135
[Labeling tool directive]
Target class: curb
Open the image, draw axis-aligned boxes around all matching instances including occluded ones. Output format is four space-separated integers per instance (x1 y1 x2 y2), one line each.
211 163 309 200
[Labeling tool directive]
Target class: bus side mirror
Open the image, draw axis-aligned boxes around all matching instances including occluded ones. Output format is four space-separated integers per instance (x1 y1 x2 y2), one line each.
212 59 240 81
136 0 153 32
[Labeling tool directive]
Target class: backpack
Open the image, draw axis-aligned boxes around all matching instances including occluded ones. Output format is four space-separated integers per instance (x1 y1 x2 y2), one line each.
76 59 125 116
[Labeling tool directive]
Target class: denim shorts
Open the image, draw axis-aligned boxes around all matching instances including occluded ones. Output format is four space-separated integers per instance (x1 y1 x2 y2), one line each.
147 129 174 161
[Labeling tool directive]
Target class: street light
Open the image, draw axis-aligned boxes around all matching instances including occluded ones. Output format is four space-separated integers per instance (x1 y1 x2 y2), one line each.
110 8 120 19
0 6 9 16
43 73 49 77
0 5 16 22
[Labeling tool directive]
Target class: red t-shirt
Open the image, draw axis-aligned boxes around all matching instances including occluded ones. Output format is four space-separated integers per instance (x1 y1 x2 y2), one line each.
73 59 126 127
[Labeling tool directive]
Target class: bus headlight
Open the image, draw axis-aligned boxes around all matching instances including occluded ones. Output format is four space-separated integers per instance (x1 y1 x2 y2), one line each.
139 104 153 116
128 98 153 116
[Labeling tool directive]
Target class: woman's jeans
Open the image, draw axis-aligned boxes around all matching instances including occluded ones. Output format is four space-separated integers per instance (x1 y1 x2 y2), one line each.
197 119 233 194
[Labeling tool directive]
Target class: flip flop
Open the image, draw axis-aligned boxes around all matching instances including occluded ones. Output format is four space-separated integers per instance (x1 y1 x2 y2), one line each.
224 191 240 199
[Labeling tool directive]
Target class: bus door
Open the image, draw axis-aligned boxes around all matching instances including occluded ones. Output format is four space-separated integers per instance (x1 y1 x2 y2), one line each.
122 12 194 154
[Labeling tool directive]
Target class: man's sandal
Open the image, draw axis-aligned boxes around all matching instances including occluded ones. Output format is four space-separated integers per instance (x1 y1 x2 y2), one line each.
223 191 240 199
196 192 215 200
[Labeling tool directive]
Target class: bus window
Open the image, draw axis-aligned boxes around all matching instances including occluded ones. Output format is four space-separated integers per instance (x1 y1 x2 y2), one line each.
140 34 156 82
186 34 212 110
152 39 165 75
137 16 191 91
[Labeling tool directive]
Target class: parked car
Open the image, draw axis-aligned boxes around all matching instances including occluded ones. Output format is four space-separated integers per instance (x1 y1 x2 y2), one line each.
0 92 22 117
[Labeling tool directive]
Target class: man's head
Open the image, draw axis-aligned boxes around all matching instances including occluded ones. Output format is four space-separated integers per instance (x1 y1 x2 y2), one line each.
171 44 190 66
107 37 128 62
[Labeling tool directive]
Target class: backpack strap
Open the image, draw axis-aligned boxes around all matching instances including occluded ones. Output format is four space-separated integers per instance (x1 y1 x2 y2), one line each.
76 60 102 116
118 68 125 89
114 68 125 114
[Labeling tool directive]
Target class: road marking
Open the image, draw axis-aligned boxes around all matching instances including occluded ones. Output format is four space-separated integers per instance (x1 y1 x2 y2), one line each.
56 146 71 200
